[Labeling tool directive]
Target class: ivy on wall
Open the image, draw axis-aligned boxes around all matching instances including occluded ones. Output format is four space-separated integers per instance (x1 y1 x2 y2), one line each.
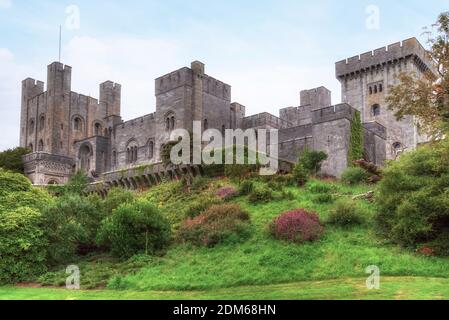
348 111 364 165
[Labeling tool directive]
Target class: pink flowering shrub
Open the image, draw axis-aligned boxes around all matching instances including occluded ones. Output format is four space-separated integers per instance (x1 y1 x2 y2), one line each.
216 187 238 201
269 209 324 243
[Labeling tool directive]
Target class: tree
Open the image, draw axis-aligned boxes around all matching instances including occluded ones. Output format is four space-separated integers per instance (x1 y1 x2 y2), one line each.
0 147 31 173
387 12 449 137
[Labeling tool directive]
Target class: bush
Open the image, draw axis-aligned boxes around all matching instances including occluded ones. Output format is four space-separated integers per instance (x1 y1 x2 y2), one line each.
178 204 251 247
189 177 210 192
298 149 328 176
292 164 309 187
269 209 324 243
42 194 103 264
375 139 449 249
313 193 334 204
97 200 171 259
327 199 365 227
65 171 90 195
239 180 254 196
0 207 48 284
341 167 369 185
216 187 238 201
184 196 223 219
0 169 32 197
0 147 30 173
248 186 274 204
0 187 54 212
103 187 134 216
307 181 334 194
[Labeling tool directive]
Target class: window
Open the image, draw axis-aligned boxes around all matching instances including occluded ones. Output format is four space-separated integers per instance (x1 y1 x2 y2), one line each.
379 84 383 92
204 119 208 130
112 151 117 168
166 118 170 131
28 143 33 152
39 115 45 131
222 125 226 135
126 141 139 164
38 140 44 152
74 117 83 131
94 122 102 136
170 116 175 130
374 85 378 94
29 119 35 135
148 140 154 159
372 104 381 116
369 86 373 95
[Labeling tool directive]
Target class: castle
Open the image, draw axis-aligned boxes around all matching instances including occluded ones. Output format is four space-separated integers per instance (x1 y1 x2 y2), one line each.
19 37 435 186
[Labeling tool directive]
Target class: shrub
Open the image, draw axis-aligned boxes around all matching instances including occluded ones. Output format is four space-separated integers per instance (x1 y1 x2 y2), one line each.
298 149 328 175
0 187 54 212
0 207 48 284
42 194 103 264
65 171 90 195
103 187 134 216
248 186 274 204
216 187 238 201
0 147 30 173
269 209 324 243
341 167 369 185
292 164 309 187
97 200 171 259
184 196 223 219
327 199 365 227
0 169 32 197
278 190 295 201
375 139 449 249
313 193 334 204
189 176 210 192
178 204 251 247
238 180 254 196
307 181 334 194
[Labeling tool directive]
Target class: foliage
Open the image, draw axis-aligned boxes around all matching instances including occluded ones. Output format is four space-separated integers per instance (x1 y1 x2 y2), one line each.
103 187 135 216
42 194 103 264
65 171 90 195
327 199 366 227
216 187 238 201
184 196 223 219
353 159 383 183
177 204 251 247
189 176 210 192
238 180 255 196
298 148 328 176
269 209 324 244
0 169 32 197
313 193 334 204
375 138 449 249
348 111 364 163
0 207 47 284
387 12 449 137
0 187 54 213
248 186 274 204
292 163 309 187
97 200 171 259
341 167 369 185
307 181 334 194
0 147 31 173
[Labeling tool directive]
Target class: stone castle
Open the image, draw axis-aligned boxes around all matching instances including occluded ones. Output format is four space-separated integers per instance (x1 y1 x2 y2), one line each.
19 37 435 187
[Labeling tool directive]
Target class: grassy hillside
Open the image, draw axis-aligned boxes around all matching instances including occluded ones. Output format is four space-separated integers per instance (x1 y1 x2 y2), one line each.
28 177 449 295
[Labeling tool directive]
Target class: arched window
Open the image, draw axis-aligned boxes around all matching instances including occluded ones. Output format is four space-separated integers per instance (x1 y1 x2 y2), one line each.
73 117 83 131
38 139 44 152
369 86 373 95
28 143 33 152
372 104 381 116
204 119 208 130
112 150 117 168
379 84 383 92
94 122 102 136
374 85 378 94
126 141 139 164
170 116 175 130
393 142 403 158
222 125 226 135
29 119 35 135
39 115 45 131
148 140 154 159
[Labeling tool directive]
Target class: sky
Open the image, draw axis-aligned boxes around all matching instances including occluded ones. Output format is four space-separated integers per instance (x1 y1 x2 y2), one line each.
0 0 447 150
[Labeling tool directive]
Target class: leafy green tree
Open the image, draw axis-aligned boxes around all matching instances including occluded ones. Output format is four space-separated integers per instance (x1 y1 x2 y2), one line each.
298 148 328 176
0 147 31 173
387 12 449 137
65 171 89 195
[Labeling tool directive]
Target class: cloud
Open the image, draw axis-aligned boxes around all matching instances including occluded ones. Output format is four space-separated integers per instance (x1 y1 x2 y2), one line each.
0 0 11 9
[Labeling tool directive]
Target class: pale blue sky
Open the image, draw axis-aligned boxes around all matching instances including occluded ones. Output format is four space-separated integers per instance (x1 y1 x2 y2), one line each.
0 0 447 150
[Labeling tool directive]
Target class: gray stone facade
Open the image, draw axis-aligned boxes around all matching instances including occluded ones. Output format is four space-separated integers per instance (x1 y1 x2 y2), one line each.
20 37 435 185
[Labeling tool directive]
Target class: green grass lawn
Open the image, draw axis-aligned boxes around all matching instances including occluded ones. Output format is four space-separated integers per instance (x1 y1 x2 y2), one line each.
6 178 449 299
3 277 449 300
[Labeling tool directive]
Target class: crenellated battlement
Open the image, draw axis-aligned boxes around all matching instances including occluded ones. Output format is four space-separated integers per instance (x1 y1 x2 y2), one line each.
155 67 192 95
335 37 436 78
119 112 156 129
312 103 357 124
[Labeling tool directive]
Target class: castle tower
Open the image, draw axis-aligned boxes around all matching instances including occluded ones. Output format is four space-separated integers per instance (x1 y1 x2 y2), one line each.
335 37 436 159
100 81 121 117
20 78 44 148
